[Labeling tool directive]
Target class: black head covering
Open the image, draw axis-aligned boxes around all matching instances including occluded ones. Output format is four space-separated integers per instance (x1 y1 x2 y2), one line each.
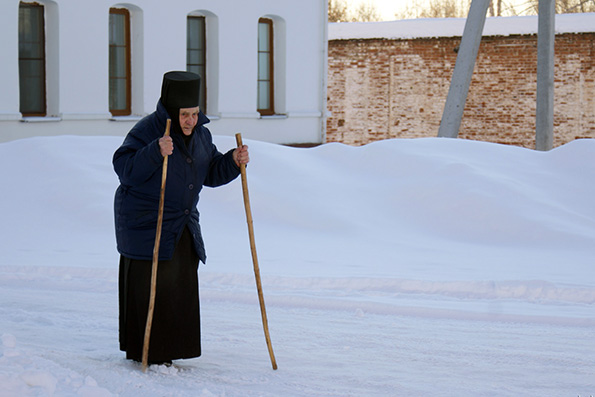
159 71 201 138
161 71 201 109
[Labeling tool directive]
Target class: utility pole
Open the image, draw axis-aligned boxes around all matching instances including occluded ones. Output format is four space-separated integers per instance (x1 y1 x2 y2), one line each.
536 0 555 151
439 0 555 149
438 0 490 139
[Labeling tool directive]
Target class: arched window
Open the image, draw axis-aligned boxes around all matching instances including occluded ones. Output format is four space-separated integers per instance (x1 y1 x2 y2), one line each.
18 1 46 116
257 18 274 116
109 7 131 116
187 15 207 114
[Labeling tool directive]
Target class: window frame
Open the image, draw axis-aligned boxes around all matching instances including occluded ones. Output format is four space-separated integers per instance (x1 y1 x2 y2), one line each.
257 17 274 116
187 15 207 114
18 1 47 117
109 7 132 116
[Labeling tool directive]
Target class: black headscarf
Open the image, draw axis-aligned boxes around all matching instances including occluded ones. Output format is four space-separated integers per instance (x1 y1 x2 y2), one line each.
160 71 201 139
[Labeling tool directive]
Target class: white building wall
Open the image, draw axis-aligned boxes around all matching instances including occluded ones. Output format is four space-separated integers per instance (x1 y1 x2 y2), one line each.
60 1 110 119
0 1 21 121
0 0 328 144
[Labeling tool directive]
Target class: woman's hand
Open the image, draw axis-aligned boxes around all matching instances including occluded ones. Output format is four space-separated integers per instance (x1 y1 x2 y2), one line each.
159 135 173 157
234 145 250 167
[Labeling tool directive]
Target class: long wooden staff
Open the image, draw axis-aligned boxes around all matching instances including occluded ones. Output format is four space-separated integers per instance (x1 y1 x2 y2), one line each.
142 118 171 372
235 133 278 370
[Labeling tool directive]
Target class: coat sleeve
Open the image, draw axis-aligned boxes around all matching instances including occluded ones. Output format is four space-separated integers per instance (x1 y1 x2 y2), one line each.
113 129 164 187
203 140 241 188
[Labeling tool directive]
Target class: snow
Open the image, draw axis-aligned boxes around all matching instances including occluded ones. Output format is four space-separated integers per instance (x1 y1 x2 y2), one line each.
329 12 595 40
0 134 594 396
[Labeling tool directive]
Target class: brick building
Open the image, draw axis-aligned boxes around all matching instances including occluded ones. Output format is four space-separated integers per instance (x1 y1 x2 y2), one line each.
327 14 595 148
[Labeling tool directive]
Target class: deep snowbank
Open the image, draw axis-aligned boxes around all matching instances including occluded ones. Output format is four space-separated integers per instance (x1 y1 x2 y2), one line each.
0 135 593 396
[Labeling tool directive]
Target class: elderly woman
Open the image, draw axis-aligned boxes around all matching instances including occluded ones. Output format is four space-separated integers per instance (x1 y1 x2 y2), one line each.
113 71 249 366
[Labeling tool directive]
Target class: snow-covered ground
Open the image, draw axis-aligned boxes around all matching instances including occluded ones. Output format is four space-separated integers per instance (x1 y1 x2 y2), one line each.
0 134 594 396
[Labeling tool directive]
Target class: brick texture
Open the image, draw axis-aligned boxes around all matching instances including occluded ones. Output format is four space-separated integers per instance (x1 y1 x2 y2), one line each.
327 33 595 148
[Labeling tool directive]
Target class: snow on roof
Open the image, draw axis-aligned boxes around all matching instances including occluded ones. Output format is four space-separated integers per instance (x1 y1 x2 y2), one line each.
329 12 595 40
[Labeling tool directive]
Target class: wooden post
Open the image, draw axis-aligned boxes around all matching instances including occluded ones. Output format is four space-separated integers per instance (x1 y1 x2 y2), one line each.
235 133 278 370
142 118 171 372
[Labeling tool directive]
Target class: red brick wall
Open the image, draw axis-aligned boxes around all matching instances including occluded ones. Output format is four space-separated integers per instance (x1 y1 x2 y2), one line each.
327 33 595 148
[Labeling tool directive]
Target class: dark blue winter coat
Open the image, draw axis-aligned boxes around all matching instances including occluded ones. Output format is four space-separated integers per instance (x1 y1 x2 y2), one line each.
113 101 240 263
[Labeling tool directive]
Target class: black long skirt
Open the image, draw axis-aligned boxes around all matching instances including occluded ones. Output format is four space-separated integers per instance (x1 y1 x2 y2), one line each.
118 227 201 363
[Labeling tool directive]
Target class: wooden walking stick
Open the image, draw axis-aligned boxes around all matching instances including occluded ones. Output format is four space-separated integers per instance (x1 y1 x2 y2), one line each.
142 119 171 372
235 133 278 370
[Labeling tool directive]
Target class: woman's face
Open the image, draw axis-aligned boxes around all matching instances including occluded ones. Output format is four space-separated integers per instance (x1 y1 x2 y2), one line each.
179 106 200 136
